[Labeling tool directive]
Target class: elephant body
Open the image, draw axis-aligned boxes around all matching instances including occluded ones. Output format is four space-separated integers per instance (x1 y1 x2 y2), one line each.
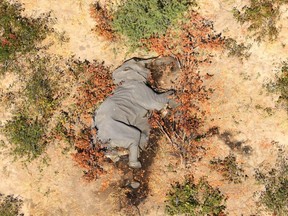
93 58 176 168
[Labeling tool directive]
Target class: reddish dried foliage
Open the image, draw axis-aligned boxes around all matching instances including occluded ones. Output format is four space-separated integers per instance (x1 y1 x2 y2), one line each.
145 13 223 58
1 38 10 47
76 61 115 113
147 12 223 160
71 61 115 181
72 132 106 181
90 3 115 41
0 34 16 47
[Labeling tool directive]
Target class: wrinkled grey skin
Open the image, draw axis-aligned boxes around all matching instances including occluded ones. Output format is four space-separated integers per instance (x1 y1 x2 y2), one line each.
93 57 176 169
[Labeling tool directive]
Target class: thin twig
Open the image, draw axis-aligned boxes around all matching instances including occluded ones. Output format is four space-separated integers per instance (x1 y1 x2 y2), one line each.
135 205 141 216
155 120 184 165
155 120 174 146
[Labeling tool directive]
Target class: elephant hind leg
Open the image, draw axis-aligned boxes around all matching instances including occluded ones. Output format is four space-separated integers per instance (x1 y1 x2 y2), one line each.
105 120 142 168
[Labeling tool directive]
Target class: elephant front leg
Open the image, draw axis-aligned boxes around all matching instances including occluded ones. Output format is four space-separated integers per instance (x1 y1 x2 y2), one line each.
128 142 141 169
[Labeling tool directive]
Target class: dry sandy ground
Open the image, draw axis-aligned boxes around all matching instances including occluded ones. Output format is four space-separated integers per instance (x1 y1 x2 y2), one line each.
0 0 288 215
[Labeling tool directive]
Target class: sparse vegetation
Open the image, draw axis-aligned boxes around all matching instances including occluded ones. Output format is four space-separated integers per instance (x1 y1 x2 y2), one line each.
3 111 46 160
0 193 23 216
25 57 58 117
232 0 288 42
52 111 74 146
276 62 288 110
0 0 51 73
210 153 247 184
224 38 251 60
255 146 288 215
267 60 288 111
255 104 274 116
165 176 226 215
90 0 196 47
2 55 67 161
112 0 195 46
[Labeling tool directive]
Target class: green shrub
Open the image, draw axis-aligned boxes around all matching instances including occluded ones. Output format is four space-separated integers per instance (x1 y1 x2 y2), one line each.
112 0 195 46
275 62 288 109
232 0 287 42
0 194 23 216
0 0 51 71
224 38 251 61
210 153 247 184
25 57 57 117
3 111 46 160
52 111 75 148
255 146 288 215
266 60 288 111
165 176 226 215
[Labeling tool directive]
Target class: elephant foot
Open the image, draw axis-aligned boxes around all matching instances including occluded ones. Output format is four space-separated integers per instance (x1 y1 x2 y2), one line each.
129 161 142 169
130 180 140 189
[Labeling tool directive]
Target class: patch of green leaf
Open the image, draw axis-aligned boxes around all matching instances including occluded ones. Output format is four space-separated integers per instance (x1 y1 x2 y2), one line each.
224 38 251 61
210 153 247 184
2 55 68 161
266 60 288 111
0 193 23 216
25 57 58 117
112 0 196 47
52 111 75 148
0 0 51 73
232 0 288 42
255 147 288 215
165 176 226 215
3 111 46 160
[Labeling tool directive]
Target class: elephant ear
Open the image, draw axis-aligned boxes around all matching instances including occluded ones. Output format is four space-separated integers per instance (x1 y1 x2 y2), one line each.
112 59 151 84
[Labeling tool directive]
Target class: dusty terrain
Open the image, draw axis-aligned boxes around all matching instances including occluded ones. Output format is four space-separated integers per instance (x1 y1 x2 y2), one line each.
0 0 288 215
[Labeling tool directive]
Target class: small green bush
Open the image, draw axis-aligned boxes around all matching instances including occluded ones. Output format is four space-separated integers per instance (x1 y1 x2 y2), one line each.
0 194 23 216
25 58 57 117
255 147 288 215
232 0 287 42
112 0 195 46
3 112 46 160
210 153 247 184
0 0 51 71
165 176 226 215
266 60 288 111
224 38 251 61
275 62 288 109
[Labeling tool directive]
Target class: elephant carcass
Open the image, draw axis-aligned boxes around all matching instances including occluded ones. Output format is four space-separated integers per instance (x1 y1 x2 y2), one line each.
93 57 178 169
